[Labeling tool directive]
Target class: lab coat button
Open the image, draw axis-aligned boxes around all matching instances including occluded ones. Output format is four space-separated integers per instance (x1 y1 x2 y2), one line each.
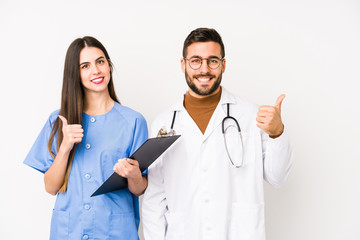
206 226 212 231
82 235 89 240
204 198 209 203
85 174 91 179
84 204 90 210
85 144 91 149
90 117 96 123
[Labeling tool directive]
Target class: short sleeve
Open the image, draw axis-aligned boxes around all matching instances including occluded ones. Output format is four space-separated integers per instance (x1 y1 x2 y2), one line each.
129 114 149 175
23 111 59 173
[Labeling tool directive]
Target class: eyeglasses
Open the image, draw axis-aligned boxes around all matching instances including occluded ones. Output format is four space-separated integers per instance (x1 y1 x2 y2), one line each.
184 56 224 70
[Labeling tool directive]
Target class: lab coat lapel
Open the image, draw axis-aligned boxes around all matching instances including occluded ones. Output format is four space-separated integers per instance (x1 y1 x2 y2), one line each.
202 101 226 141
171 94 204 137
181 109 204 136
202 87 235 141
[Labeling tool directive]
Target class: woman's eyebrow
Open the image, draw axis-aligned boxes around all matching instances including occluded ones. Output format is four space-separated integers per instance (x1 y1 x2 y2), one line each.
80 56 105 65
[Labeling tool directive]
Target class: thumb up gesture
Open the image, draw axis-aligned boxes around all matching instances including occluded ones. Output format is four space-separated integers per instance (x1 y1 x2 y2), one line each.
58 115 84 152
256 94 285 138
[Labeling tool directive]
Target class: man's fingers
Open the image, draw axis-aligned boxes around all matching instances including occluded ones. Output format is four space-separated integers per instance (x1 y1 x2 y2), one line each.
259 105 275 112
257 110 272 118
275 94 285 109
256 116 266 124
256 122 266 130
58 115 68 126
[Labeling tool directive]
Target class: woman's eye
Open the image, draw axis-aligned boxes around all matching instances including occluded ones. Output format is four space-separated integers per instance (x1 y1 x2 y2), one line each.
81 64 89 69
98 60 105 65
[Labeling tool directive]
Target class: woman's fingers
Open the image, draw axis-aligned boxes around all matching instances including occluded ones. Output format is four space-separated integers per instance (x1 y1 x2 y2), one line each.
58 115 84 150
113 158 140 178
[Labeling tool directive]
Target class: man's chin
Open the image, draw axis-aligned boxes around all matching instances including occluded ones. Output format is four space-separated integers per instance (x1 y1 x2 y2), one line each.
193 88 214 96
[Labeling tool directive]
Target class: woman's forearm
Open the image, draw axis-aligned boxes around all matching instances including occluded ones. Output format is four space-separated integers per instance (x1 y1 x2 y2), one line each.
44 146 70 195
128 175 148 197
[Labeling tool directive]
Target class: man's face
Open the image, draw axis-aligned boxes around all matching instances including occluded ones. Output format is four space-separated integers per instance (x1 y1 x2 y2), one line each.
181 41 226 98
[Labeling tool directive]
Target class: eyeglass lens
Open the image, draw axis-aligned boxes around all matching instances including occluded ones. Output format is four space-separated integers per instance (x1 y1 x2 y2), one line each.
188 57 221 70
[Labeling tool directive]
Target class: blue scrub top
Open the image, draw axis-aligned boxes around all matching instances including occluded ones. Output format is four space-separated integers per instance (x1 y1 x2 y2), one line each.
24 102 148 240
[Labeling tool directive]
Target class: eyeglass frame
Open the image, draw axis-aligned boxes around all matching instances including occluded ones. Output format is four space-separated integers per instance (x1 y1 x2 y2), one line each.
184 56 225 70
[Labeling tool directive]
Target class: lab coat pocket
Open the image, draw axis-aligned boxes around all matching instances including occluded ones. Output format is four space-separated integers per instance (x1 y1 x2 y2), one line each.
164 212 185 240
50 209 69 240
229 203 265 240
100 149 127 181
110 211 138 239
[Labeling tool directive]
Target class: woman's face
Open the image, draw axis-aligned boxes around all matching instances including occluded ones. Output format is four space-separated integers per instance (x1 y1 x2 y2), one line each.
79 47 111 95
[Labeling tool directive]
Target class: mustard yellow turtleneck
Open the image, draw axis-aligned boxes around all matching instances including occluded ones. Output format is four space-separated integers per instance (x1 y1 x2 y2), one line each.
184 88 222 134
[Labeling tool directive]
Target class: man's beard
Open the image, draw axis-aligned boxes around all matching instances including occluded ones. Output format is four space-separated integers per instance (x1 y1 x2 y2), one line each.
185 69 222 96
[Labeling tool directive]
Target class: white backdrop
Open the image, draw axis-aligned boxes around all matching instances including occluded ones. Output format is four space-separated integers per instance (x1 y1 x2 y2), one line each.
0 0 359 239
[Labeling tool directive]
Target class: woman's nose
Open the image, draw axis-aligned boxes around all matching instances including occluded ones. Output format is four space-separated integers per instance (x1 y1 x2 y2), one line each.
92 65 100 75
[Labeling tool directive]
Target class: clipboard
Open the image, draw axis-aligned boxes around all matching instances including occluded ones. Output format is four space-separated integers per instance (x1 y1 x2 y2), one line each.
91 135 181 197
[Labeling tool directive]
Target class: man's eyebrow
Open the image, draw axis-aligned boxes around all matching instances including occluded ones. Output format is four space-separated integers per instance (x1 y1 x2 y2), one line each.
189 55 201 59
189 55 221 59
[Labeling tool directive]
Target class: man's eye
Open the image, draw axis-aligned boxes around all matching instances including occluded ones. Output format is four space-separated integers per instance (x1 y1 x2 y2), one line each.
209 59 219 64
191 58 201 63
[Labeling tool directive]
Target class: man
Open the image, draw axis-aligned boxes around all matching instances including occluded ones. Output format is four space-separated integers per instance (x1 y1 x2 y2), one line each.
142 28 292 240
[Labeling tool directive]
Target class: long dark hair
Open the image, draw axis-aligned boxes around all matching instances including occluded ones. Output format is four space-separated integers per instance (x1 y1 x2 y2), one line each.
48 36 119 193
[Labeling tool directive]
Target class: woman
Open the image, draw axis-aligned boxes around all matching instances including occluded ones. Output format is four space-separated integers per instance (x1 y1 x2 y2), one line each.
24 36 148 239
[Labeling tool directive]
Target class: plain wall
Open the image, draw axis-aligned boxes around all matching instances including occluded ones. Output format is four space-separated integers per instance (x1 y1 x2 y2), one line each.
0 0 359 239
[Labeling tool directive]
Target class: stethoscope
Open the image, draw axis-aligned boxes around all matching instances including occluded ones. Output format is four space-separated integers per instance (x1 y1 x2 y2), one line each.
158 103 244 168
222 103 244 168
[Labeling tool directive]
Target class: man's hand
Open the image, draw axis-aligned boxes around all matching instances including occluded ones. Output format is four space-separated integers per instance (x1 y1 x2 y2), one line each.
256 94 285 138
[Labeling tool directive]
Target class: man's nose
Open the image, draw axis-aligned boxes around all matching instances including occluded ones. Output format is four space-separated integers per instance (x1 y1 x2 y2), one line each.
199 59 210 73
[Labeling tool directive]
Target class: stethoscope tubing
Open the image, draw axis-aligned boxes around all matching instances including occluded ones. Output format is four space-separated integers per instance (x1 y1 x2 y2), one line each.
170 103 244 168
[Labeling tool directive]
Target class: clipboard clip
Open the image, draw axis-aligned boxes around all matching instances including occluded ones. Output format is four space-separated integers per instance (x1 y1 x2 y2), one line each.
157 111 177 137
157 126 176 137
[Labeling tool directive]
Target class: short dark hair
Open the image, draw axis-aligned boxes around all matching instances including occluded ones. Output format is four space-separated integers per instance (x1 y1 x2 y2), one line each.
183 28 225 58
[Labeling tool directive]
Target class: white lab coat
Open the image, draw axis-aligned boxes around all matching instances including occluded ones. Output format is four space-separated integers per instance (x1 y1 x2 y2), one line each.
142 87 292 240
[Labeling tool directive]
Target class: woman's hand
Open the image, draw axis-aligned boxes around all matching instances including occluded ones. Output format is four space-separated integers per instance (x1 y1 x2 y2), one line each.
113 158 141 180
113 158 147 196
58 115 84 152
44 115 83 195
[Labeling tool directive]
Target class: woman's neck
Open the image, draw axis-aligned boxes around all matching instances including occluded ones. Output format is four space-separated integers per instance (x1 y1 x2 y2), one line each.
83 91 115 115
